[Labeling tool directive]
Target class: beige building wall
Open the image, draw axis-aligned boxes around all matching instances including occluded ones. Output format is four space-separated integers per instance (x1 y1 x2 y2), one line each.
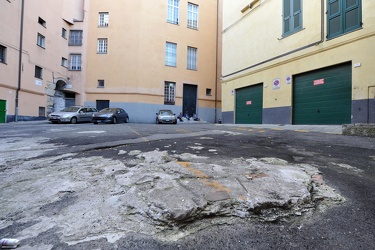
85 0 221 123
222 0 375 124
0 0 86 122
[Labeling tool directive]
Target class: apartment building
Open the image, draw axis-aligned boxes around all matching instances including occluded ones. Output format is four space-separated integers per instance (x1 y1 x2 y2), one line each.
84 0 222 123
221 0 375 125
0 0 87 123
0 0 221 124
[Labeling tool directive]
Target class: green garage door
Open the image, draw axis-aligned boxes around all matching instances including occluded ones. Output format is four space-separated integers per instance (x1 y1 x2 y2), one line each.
236 84 263 124
293 62 352 125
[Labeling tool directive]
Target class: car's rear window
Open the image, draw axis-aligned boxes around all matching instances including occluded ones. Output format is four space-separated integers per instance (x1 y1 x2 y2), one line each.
62 107 80 112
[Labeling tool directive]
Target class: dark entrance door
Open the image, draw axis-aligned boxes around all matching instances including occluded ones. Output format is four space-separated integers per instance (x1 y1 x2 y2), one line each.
96 100 110 111
0 100 6 123
183 84 197 117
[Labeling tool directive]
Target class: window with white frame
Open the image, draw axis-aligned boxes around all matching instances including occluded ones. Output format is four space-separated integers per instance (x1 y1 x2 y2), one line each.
69 30 83 46
187 46 197 70
0 44 6 63
37 33 45 48
97 38 108 53
164 82 176 105
98 12 109 27
167 0 179 24
69 54 81 70
165 42 177 67
187 3 199 29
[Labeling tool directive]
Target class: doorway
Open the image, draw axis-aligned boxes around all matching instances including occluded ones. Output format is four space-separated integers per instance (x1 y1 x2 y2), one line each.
0 100 6 123
183 84 197 117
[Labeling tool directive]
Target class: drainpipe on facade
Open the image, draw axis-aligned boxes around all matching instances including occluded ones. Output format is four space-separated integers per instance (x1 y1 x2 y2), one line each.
214 0 220 123
15 0 25 122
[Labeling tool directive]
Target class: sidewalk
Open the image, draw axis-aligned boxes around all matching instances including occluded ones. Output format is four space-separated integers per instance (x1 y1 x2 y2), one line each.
218 124 343 135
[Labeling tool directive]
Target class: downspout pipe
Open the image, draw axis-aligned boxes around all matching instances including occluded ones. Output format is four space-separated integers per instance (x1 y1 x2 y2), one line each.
15 0 25 122
214 0 219 123
222 0 325 79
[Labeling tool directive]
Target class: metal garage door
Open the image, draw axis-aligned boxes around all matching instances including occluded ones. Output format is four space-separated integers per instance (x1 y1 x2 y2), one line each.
293 62 352 125
235 84 263 124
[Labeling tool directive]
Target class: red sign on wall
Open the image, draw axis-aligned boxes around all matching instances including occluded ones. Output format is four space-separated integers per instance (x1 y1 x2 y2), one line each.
313 79 325 85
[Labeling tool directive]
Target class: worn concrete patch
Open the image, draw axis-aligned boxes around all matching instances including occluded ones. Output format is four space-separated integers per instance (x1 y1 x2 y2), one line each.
0 139 345 247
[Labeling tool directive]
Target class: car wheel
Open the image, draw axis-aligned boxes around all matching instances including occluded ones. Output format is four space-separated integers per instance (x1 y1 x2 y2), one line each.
156 119 159 124
125 117 129 123
174 120 177 124
112 117 117 124
70 117 77 124
51 121 58 124
93 121 98 125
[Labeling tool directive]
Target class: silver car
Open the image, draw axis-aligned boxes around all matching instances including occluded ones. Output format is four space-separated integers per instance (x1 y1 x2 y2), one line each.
156 109 177 124
48 106 98 124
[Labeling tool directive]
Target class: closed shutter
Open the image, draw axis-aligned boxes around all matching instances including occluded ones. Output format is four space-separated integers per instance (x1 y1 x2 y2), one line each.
283 0 302 36
293 63 352 125
235 84 263 124
327 0 361 39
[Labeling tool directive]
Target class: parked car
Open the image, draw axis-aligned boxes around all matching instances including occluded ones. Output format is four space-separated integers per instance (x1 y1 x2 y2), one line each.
156 109 177 124
92 108 129 124
48 106 98 124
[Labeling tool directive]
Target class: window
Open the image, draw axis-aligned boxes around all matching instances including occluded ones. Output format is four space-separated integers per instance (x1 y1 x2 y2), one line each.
187 46 197 70
69 54 81 71
39 107 45 117
98 80 104 88
69 30 83 46
164 82 176 105
37 33 45 48
167 0 179 24
38 17 46 27
97 38 108 53
187 3 199 29
62 28 66 39
327 0 362 39
206 88 212 96
98 12 109 27
61 57 68 67
165 42 177 67
35 66 43 79
282 0 302 37
0 45 6 63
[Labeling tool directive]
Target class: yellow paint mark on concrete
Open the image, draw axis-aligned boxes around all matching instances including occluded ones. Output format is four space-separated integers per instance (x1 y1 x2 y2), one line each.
247 129 254 132
271 128 284 131
234 128 247 131
258 130 266 133
128 127 149 142
177 161 231 193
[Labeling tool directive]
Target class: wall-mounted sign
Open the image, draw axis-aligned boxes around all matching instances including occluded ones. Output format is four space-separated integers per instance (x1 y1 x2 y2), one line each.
35 80 42 86
231 89 234 95
286 75 292 84
246 100 252 105
313 78 325 86
273 78 280 89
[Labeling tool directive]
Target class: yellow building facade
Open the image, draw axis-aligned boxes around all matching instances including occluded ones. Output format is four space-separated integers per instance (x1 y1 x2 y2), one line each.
221 0 375 125
0 0 221 123
84 0 221 123
0 0 87 122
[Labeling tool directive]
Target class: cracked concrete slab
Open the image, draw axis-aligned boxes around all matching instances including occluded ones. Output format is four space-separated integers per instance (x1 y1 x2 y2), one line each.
0 137 345 247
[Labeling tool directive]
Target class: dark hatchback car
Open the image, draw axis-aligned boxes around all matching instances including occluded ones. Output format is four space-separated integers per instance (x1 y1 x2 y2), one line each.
156 109 177 124
92 108 129 124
